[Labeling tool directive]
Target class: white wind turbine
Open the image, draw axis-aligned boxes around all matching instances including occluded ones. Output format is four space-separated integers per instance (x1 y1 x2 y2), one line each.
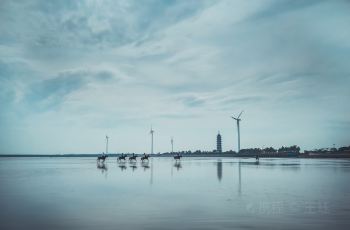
171 137 174 153
105 135 109 154
150 126 154 154
231 111 243 153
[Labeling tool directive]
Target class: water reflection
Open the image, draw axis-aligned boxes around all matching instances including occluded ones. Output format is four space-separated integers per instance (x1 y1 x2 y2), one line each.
174 161 182 171
141 161 150 171
118 163 127 171
237 160 301 170
171 160 173 177
102 158 302 192
2 157 350 230
97 161 108 173
217 160 222 182
97 161 108 179
114 161 152 172
129 162 137 171
238 160 241 195
150 159 153 185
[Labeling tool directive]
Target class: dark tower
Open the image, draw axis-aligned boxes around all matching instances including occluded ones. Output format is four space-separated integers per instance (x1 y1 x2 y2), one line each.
217 132 222 153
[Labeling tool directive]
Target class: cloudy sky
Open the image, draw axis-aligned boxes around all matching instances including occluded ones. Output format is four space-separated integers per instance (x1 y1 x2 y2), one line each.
0 0 349 154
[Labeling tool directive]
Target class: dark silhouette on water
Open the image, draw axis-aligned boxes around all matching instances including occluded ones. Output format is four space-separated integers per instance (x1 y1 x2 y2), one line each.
129 153 137 162
174 153 182 160
117 153 126 161
97 152 108 162
141 153 150 162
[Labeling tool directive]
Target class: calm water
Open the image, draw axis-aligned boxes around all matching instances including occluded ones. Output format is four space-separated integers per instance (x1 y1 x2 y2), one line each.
0 157 350 230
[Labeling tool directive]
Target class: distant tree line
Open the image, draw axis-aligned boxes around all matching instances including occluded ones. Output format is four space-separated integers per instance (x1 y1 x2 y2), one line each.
140 145 350 155
305 146 350 154
239 145 300 154
338 146 350 152
161 145 302 155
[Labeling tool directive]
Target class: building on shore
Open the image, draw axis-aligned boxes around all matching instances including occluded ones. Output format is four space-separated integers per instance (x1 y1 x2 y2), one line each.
217 132 222 153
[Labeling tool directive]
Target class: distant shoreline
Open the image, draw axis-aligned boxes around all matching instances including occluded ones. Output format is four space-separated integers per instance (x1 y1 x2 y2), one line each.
1 153 350 158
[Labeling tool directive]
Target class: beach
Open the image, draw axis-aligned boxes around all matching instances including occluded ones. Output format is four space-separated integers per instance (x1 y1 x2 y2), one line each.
0 157 349 230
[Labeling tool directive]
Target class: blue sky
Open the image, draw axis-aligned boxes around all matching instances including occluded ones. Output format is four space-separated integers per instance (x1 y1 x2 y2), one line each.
0 0 349 154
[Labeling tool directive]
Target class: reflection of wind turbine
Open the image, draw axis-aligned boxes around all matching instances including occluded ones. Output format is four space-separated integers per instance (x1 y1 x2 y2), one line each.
105 135 109 154
238 160 241 195
150 126 154 154
231 111 243 153
150 158 153 185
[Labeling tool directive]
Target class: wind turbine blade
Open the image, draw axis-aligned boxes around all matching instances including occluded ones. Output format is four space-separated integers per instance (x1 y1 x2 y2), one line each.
237 110 244 119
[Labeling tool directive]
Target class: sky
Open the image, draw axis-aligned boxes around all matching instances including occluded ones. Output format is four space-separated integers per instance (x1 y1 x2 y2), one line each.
0 0 349 154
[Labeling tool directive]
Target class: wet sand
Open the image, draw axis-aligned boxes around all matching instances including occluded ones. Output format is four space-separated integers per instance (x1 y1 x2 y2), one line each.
0 157 350 230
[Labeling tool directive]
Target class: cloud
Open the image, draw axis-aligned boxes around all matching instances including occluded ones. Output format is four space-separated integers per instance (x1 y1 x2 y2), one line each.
26 71 86 110
158 113 199 120
178 95 206 108
221 96 264 105
0 0 214 59
246 0 324 22
0 0 349 154
24 69 117 111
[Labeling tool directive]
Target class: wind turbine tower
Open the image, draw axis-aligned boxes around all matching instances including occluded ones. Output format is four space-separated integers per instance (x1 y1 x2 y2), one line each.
150 126 155 154
171 137 174 153
231 111 243 153
105 135 109 154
